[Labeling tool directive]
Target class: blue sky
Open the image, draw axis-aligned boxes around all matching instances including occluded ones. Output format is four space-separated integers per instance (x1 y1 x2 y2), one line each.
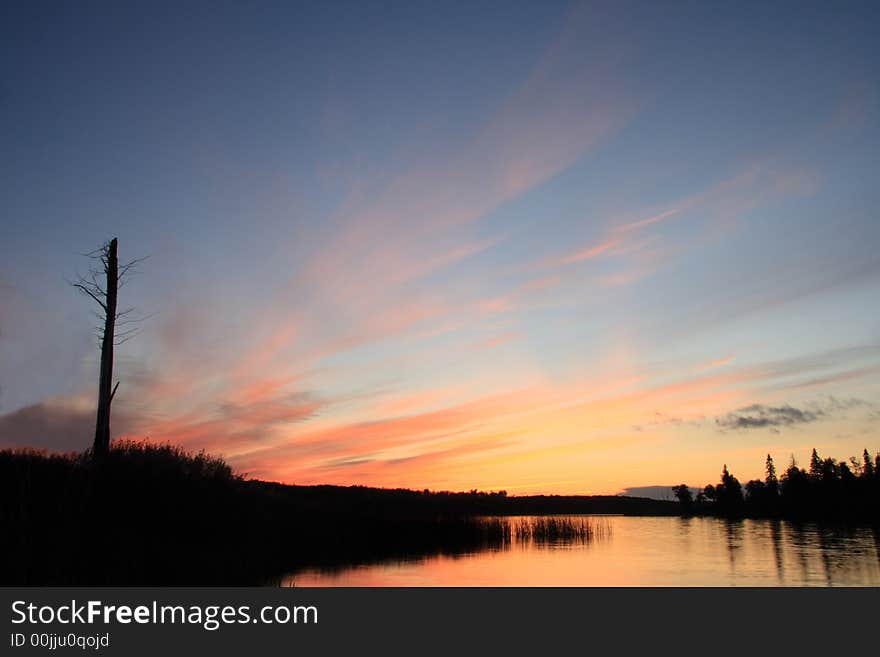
1 1 879 492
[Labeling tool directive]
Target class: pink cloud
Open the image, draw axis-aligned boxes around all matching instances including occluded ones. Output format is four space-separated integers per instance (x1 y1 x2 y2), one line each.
692 354 736 372
476 332 518 350
557 237 621 266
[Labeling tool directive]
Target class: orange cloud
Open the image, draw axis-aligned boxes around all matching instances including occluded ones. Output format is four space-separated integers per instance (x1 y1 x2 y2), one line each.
475 332 518 350
693 354 736 372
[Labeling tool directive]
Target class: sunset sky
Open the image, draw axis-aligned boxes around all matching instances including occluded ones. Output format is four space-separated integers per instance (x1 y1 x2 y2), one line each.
2 1 879 494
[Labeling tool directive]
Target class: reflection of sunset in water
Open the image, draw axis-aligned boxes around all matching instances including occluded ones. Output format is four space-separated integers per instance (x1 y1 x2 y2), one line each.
287 517 880 587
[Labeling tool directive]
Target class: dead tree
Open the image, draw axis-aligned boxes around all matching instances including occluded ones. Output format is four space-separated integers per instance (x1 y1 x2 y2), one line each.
71 238 146 457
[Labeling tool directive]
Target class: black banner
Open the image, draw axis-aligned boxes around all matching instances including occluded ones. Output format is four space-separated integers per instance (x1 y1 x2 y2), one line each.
1 588 877 655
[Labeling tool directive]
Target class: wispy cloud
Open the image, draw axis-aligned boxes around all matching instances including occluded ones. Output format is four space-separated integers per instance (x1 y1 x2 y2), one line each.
475 332 518 350
617 207 685 233
693 354 736 372
557 237 621 266
281 10 640 369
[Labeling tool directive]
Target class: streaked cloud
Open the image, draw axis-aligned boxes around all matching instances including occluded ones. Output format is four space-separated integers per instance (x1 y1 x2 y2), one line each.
693 354 736 372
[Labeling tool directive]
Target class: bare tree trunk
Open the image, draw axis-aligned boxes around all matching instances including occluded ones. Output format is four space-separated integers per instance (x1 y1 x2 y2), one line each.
93 238 118 457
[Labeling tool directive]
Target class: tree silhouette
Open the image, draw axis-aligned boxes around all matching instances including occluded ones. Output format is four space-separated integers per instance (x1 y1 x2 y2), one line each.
71 238 146 457
716 464 744 513
677 447 878 520
764 454 778 496
671 484 693 512
702 484 716 503
809 448 823 479
744 479 765 502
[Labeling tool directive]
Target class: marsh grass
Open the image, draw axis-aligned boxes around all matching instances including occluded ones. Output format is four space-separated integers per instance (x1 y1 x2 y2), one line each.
515 515 609 544
471 515 611 547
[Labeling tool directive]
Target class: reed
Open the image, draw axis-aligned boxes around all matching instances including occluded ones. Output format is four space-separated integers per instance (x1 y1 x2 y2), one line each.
471 515 611 545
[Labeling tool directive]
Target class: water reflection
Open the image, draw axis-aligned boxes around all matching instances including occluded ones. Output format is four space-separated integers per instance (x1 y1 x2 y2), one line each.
724 519 743 575
769 520 785 583
285 516 880 587
787 523 813 583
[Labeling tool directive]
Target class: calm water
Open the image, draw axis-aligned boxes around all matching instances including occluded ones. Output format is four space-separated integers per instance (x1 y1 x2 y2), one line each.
286 516 880 586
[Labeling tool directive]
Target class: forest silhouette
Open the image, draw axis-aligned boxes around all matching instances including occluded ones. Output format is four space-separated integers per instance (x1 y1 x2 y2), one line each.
673 448 880 520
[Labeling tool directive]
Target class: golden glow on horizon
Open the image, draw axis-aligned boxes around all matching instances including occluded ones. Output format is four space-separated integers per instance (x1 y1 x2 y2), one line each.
105 341 880 495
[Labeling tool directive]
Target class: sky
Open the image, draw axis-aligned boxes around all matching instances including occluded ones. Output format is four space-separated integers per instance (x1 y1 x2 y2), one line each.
1 1 879 494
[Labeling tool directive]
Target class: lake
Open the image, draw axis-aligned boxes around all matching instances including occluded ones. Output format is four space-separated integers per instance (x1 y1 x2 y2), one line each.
285 516 880 586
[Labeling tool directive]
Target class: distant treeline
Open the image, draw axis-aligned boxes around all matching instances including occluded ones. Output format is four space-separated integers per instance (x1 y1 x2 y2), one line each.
672 448 880 521
0 441 675 585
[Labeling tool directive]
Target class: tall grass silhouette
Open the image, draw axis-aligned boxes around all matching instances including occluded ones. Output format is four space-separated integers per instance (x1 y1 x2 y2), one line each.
514 515 610 544
469 515 612 547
